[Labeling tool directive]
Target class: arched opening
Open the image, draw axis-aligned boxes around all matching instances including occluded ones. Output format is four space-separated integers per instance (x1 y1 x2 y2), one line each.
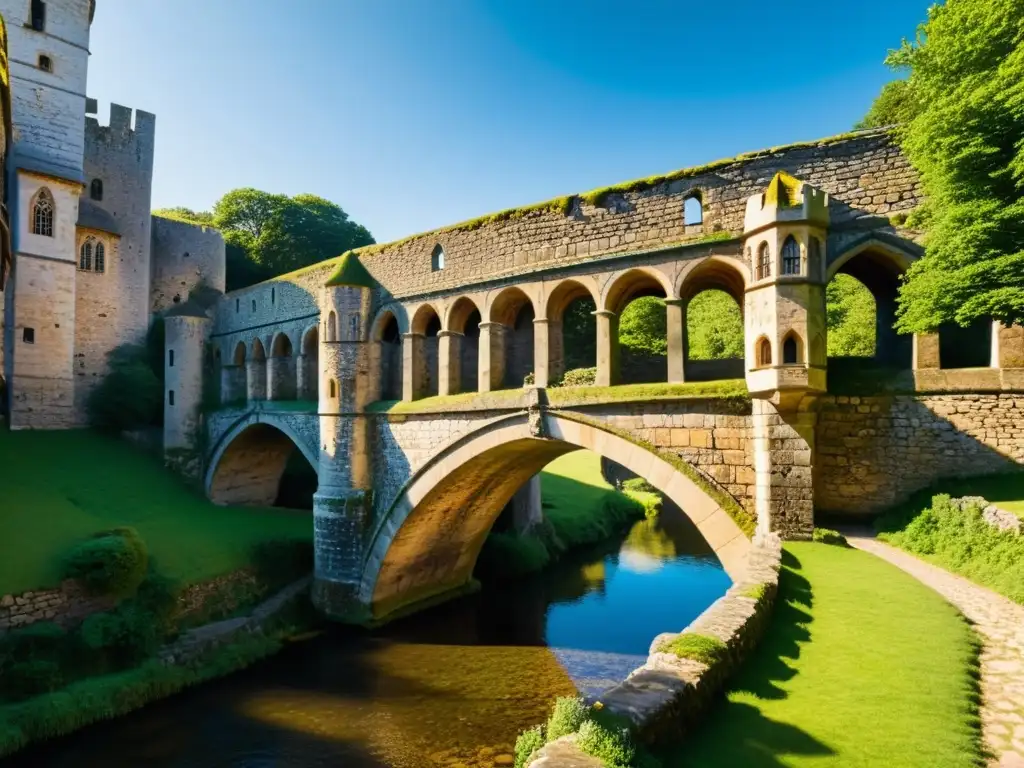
268 333 296 401
546 279 598 386
374 311 403 401
781 235 802 276
208 423 316 510
300 326 319 401
361 414 749 622
606 269 671 384
756 241 772 280
326 311 338 342
247 338 268 401
411 304 441 398
431 244 446 271
233 341 246 366
827 246 910 370
680 260 746 382
782 332 803 364
489 287 535 389
446 297 481 394
756 336 772 368
31 188 54 237
683 192 703 227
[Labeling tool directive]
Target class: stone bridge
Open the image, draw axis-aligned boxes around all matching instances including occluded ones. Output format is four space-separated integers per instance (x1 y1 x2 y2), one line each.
168 129 1024 624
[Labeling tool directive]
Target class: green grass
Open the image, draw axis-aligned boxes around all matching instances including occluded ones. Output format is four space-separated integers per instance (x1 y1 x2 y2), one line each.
657 633 729 666
0 429 311 596
664 542 982 767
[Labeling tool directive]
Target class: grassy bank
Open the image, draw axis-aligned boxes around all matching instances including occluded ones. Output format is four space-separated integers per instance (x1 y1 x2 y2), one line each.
477 451 655 580
663 542 982 767
0 429 311 595
874 472 1024 604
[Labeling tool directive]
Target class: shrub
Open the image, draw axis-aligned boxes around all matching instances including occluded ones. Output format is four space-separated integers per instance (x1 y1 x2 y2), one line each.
556 367 597 387
812 528 849 547
740 582 769 601
621 477 657 495
4 661 64 700
86 344 163 432
575 717 638 768
657 633 729 666
61 527 148 598
546 696 589 741
514 724 546 768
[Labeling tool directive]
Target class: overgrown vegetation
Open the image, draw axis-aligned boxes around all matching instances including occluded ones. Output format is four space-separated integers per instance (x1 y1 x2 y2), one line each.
811 527 849 547
663 542 984 767
860 0 1024 331
0 428 311 596
656 633 729 666
514 696 660 768
86 343 163 432
61 527 149 598
877 488 1024 605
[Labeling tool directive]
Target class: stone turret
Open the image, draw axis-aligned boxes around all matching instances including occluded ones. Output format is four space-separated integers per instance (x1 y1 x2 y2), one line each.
312 252 380 622
743 171 828 407
162 299 213 478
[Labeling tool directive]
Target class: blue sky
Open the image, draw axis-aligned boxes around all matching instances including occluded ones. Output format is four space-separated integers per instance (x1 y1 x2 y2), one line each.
87 0 929 244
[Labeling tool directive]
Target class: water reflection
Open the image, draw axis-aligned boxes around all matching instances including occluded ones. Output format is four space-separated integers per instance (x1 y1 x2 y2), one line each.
12 504 729 768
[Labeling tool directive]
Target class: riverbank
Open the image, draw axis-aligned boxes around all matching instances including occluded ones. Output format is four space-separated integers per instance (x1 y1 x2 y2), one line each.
477 451 660 580
662 541 983 767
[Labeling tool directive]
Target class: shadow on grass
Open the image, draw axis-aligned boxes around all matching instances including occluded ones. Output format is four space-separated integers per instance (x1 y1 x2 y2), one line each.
663 548 834 767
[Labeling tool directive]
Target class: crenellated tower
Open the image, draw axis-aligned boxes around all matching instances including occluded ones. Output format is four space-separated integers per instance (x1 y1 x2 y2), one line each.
312 252 380 622
742 172 829 539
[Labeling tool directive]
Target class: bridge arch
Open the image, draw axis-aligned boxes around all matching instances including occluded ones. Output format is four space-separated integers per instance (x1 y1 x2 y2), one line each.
358 412 750 621
205 414 318 506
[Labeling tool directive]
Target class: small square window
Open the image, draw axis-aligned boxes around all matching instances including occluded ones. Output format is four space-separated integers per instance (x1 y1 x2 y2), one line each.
38 55 52 72
23 327 35 344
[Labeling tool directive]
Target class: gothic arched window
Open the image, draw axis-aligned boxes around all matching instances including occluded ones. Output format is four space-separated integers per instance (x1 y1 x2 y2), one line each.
79 239 92 270
756 336 772 367
431 244 445 271
90 179 103 201
783 332 802 364
782 235 801 275
32 188 54 237
683 193 703 226
756 241 772 280
94 241 105 272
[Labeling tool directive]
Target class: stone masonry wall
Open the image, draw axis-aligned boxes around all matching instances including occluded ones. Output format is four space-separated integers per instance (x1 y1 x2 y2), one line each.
816 394 1024 515
72 233 122 420
150 215 226 314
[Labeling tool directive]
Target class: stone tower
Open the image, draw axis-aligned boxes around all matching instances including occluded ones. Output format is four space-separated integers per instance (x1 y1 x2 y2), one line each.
312 252 380 622
742 172 828 539
162 303 211 475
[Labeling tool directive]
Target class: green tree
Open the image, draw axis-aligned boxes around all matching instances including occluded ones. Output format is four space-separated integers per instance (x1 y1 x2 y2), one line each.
863 0 1024 332
152 207 214 226
619 297 667 355
826 274 876 356
854 79 919 130
685 291 743 360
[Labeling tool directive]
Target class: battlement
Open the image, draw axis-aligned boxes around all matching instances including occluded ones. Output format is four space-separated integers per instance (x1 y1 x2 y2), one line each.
84 100 155 150
743 173 830 233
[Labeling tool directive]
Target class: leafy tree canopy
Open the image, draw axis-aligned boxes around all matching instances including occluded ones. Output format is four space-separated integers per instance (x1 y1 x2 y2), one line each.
862 0 1024 332
154 189 375 291
685 291 743 360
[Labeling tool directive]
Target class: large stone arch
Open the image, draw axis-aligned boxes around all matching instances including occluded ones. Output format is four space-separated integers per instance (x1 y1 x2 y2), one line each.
358 412 750 621
205 413 318 506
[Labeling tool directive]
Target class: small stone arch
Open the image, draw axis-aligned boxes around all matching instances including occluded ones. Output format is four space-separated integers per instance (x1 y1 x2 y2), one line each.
233 341 246 366
445 296 482 334
356 412 750 622
326 311 338 342
677 256 748 305
251 338 266 361
247 338 268 400
486 287 536 389
602 266 674 314
372 308 403 401
408 303 442 398
677 256 748 381
299 325 319 400
683 190 703 227
755 336 773 368
542 277 601 384
443 296 482 394
271 332 293 358
410 303 442 337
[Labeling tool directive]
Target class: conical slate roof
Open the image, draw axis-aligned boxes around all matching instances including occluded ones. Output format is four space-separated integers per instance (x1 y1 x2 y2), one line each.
325 251 377 289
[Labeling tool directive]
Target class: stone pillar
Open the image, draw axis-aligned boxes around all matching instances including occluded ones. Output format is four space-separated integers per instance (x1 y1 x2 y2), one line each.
402 332 426 401
509 474 543 534
665 299 686 384
992 321 1024 369
246 360 267 401
912 332 941 370
750 398 816 539
220 364 246 404
548 318 565 386
296 353 319 400
594 310 619 387
437 330 463 396
533 318 550 388
267 356 297 400
479 322 507 392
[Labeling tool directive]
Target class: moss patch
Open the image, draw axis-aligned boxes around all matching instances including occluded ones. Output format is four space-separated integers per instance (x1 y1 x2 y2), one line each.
546 379 748 407
657 633 729 666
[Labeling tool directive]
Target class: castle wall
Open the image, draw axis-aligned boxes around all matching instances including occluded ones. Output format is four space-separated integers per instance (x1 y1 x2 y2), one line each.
72 231 121 420
83 104 155 345
0 0 91 177
150 216 225 314
815 394 1024 515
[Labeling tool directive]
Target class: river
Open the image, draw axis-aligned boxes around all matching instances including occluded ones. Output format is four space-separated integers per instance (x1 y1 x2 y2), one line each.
13 503 729 768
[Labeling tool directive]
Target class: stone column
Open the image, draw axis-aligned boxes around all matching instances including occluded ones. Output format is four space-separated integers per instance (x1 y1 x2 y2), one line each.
912 332 941 370
548 317 565 386
437 330 463 396
246 360 267 401
750 398 816 539
533 318 550 388
992 321 1024 369
665 299 686 384
478 322 507 392
509 474 543 534
594 310 619 387
296 352 319 400
267 356 297 400
402 332 425 401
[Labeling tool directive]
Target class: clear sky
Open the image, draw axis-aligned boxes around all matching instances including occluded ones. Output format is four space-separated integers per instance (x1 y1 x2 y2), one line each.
86 0 930 244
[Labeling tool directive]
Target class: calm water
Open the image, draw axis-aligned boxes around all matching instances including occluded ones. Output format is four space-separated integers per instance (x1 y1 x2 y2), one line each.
13 507 729 768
